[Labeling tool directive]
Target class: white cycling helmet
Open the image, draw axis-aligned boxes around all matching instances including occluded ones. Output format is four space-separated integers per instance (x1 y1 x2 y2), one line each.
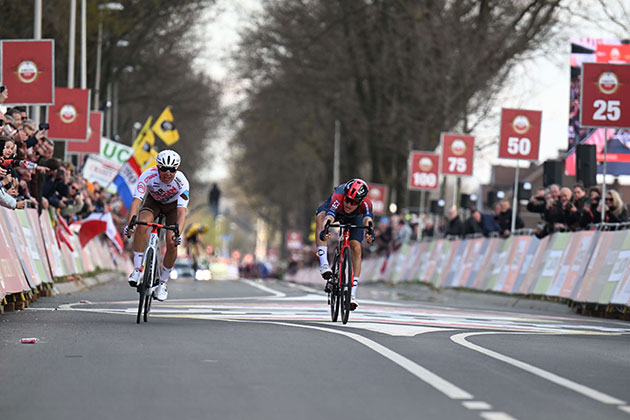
156 150 181 169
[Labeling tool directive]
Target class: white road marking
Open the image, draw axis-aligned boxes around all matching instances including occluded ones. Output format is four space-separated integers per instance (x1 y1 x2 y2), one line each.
342 322 454 336
241 279 286 297
451 332 626 406
619 406 630 414
480 412 518 420
265 321 474 400
463 401 493 410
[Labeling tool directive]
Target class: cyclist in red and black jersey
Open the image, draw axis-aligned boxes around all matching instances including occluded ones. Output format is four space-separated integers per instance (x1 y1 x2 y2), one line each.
316 178 374 310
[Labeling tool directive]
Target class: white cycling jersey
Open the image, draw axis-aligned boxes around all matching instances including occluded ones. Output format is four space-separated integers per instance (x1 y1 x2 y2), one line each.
133 166 190 208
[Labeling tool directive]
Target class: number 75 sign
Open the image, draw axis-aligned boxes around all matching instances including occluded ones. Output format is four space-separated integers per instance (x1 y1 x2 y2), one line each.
440 133 474 176
498 108 542 161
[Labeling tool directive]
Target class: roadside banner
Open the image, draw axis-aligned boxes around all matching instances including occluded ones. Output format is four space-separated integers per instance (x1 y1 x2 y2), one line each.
494 235 533 293
0 208 30 294
40 210 66 277
368 183 388 216
81 153 121 187
0 39 54 105
1 209 39 288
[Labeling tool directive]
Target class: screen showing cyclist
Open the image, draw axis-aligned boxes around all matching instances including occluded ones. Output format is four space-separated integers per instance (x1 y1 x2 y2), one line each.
124 150 189 301
315 178 375 310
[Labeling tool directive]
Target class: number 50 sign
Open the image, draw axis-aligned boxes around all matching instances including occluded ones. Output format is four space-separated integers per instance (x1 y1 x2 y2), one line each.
499 108 542 161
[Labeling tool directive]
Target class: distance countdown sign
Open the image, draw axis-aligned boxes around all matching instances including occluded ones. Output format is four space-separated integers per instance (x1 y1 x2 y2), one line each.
408 151 439 191
580 62 630 128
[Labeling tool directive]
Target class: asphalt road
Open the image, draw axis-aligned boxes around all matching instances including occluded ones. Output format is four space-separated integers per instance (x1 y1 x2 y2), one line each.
2 276 630 420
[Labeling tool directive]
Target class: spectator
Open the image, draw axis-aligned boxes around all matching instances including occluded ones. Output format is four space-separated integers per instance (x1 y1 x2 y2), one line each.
445 207 464 237
572 184 587 211
463 210 483 236
580 186 601 227
393 219 413 248
557 187 580 231
602 189 628 223
496 199 524 237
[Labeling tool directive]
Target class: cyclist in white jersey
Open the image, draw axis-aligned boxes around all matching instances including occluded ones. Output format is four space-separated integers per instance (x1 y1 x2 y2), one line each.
124 150 189 301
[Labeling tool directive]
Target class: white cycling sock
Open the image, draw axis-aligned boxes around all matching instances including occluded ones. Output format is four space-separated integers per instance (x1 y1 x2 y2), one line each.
352 277 359 297
317 246 329 266
133 252 143 270
159 265 172 283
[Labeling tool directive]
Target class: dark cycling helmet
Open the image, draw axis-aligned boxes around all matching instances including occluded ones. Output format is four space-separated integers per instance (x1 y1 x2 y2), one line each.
343 178 369 203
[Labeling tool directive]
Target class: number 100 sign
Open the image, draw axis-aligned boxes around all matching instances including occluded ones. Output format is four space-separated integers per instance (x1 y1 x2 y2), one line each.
498 108 542 161
408 151 439 191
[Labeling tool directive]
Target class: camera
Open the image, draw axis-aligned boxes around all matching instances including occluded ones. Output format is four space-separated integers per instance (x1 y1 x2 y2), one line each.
0 86 6 93
39 123 49 130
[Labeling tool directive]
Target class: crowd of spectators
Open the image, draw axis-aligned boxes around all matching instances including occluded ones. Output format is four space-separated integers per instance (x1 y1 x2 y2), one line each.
527 183 627 238
0 88 125 227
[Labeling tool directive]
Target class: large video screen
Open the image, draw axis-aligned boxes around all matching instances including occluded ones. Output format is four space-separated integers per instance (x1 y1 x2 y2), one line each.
566 38 630 176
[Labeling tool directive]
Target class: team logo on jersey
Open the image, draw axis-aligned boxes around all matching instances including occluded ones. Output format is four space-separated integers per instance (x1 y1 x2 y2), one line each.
137 182 146 194
180 190 189 201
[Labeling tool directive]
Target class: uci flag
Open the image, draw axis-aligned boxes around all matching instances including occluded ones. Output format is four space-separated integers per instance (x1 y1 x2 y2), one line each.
152 106 179 145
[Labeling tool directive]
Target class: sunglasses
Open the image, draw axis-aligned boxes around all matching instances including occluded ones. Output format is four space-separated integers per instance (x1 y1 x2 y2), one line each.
158 166 177 173
344 197 359 206
606 197 613 202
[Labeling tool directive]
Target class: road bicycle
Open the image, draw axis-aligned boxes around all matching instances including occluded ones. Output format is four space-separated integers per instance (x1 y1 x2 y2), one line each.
127 215 179 324
321 222 371 324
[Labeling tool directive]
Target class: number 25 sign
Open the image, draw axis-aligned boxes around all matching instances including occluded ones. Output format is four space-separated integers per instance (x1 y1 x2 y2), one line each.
580 63 630 128
498 108 541 161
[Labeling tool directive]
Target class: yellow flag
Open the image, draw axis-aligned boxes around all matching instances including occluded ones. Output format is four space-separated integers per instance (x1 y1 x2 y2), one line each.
152 106 179 145
133 127 157 168
132 116 153 150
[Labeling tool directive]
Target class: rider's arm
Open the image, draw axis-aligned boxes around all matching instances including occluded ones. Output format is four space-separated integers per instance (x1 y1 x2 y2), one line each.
127 197 142 225
176 206 187 237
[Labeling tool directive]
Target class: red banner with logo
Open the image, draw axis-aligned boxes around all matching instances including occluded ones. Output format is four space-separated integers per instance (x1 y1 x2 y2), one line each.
1 39 54 105
48 88 91 141
440 133 474 176
408 151 439 191
368 183 388 216
498 108 542 161
67 111 102 153
580 62 630 128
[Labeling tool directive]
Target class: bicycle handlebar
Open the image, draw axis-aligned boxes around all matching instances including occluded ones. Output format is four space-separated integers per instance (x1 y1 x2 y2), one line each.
127 215 180 237
320 220 374 241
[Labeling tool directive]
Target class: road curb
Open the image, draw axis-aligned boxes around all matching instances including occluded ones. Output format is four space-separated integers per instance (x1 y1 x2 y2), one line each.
53 271 122 295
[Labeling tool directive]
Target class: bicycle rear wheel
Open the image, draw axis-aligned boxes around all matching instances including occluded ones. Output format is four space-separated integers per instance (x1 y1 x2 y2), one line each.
341 246 353 324
141 249 154 323
330 249 340 322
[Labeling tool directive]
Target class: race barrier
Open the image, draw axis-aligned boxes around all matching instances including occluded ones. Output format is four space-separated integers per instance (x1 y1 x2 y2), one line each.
286 227 630 316
0 207 131 313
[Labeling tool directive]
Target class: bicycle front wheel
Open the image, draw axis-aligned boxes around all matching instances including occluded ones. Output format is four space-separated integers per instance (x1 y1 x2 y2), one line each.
341 246 353 324
330 249 340 322
139 249 154 323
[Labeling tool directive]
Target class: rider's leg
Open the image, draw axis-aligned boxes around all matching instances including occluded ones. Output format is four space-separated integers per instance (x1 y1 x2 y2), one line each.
315 210 333 280
160 230 178 282
349 239 362 295
132 209 154 265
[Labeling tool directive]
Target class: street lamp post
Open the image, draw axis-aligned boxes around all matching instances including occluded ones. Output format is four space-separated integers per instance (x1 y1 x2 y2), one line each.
93 2 124 112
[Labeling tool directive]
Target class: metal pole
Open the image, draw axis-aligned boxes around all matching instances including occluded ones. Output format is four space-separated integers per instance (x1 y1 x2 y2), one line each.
112 80 119 139
452 177 458 208
80 0 87 89
67 0 76 88
417 191 425 241
94 21 103 110
33 0 42 124
333 120 340 186
106 82 112 138
601 139 608 222
511 161 520 233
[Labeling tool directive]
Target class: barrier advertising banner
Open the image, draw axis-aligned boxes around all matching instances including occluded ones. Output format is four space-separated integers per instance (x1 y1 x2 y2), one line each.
0 39 54 105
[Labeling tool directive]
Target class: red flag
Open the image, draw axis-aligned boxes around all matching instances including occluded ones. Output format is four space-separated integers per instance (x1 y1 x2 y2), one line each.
48 88 90 141
78 219 107 248
1 39 54 105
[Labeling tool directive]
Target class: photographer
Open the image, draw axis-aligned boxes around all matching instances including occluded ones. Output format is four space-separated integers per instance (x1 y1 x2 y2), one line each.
42 165 71 209
558 187 580 231
60 178 84 221
580 186 602 228
0 174 26 209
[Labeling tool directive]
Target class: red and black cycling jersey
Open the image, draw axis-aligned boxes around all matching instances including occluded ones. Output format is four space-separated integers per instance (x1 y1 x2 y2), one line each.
325 184 374 219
